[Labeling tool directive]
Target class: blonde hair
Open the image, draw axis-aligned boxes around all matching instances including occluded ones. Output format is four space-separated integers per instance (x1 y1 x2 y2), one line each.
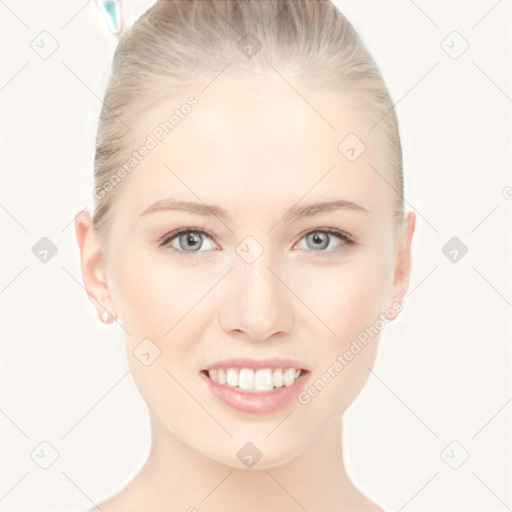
92 0 404 235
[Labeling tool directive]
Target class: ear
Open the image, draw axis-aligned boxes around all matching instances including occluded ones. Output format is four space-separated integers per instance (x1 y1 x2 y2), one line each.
74 210 116 323
387 210 416 321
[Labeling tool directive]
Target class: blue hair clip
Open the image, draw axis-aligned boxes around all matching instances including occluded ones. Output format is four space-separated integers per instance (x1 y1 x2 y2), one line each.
96 0 123 35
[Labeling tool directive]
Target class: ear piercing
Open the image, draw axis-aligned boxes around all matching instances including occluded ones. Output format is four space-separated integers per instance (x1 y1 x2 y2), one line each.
101 310 114 324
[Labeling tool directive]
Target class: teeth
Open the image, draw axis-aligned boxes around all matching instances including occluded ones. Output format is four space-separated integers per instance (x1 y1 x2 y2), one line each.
238 368 254 391
254 369 274 391
272 368 283 388
226 368 238 387
206 367 302 391
283 368 296 386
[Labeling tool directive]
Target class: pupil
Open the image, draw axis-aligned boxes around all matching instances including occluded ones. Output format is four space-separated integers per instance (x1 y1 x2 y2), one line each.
181 232 201 250
310 232 328 250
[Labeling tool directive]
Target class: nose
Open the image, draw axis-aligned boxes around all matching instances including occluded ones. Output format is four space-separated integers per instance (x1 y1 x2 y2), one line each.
218 250 294 342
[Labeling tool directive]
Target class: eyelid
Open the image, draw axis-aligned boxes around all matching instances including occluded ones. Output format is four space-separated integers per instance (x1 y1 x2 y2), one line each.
292 228 355 255
158 227 355 255
158 227 220 253
293 227 355 246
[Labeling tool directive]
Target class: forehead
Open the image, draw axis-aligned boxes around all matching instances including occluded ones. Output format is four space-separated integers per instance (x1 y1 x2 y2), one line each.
121 73 392 215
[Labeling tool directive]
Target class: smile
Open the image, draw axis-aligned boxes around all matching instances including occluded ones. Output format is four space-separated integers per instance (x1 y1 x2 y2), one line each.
203 367 303 392
199 363 310 414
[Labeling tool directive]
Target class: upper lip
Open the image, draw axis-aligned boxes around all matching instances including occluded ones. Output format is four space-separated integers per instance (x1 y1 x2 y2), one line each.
201 357 310 372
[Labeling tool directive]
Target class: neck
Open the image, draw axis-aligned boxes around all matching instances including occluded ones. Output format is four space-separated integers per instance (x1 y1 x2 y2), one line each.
108 411 378 511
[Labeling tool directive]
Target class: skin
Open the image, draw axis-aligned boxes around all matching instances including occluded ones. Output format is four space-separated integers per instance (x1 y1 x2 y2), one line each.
76 71 415 511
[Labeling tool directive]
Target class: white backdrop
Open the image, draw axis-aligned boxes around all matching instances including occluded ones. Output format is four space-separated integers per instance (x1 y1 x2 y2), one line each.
0 1 510 510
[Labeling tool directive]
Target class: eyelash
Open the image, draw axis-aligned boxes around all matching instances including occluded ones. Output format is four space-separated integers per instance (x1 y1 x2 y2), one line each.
158 227 356 257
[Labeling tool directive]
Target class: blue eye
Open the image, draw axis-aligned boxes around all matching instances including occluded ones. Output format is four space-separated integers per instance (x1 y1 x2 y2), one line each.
159 228 218 253
158 228 354 256
294 229 354 253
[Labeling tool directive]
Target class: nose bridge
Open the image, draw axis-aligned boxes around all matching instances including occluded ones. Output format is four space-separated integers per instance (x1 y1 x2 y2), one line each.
242 251 277 304
236 234 277 300
219 239 294 339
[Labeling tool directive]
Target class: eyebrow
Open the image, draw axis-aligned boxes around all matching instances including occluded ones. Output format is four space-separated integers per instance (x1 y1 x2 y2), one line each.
139 198 369 222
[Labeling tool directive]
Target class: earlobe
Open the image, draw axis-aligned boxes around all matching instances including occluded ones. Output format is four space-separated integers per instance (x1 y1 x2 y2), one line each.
387 211 416 321
74 210 117 324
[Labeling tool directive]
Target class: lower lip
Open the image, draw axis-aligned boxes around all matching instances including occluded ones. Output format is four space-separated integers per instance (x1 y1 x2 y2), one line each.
200 371 310 414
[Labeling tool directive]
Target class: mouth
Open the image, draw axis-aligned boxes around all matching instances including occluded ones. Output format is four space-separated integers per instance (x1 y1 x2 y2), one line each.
199 364 311 414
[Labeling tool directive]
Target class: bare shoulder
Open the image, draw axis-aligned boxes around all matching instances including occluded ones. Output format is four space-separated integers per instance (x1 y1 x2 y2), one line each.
84 477 148 511
359 498 384 511
85 494 137 512
85 491 170 512
86 497 383 512
363 501 384 512
346 491 384 512
85 499 117 512
86 497 183 512
359 496 384 511
85 488 383 512
86 502 123 512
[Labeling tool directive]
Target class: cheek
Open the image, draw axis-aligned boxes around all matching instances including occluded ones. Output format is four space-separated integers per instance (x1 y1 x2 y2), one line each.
111 248 178 338
325 253 393 394
299 259 389 413
301 253 392 342
111 247 222 344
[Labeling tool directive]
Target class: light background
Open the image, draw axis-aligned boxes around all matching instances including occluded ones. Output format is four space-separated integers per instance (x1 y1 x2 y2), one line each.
0 0 511 510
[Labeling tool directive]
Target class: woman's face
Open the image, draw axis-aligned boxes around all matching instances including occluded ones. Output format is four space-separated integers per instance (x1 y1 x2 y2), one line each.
86 73 414 468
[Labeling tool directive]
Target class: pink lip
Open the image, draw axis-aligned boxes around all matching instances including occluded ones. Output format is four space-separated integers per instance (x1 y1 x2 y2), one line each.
201 357 310 371
199 369 310 415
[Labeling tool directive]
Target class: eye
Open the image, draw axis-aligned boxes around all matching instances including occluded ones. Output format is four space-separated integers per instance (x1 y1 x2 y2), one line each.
158 227 355 256
293 229 355 253
159 228 218 254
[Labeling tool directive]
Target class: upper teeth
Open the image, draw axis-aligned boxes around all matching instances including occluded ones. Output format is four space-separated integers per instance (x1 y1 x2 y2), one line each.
207 368 302 392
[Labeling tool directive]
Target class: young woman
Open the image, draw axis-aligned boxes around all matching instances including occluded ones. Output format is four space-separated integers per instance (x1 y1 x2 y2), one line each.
75 1 415 509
